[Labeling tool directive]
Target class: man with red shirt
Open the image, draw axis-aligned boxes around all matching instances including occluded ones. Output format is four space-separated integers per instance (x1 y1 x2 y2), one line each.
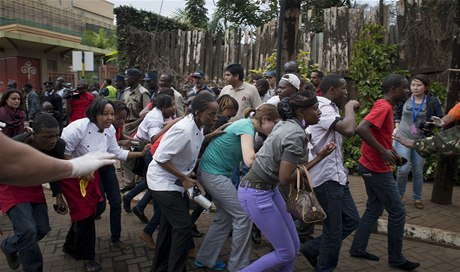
350 74 421 271
0 114 67 271
66 79 94 124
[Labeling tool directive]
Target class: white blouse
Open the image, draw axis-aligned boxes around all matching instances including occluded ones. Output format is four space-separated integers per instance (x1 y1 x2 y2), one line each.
61 118 129 161
147 114 204 193
136 107 164 142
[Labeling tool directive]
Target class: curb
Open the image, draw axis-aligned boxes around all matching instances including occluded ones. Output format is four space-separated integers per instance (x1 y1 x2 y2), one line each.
377 219 460 249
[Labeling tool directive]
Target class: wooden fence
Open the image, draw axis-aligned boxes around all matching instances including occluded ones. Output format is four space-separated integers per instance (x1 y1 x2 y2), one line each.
125 1 457 89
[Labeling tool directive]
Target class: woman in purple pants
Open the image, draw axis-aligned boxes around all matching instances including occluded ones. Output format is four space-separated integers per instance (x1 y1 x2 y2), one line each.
238 91 336 271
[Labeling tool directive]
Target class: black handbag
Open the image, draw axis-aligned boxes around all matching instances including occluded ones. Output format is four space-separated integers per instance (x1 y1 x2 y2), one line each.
126 141 147 177
286 165 327 224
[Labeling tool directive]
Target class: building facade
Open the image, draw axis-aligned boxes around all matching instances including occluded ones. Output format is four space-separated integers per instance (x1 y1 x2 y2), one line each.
0 0 114 92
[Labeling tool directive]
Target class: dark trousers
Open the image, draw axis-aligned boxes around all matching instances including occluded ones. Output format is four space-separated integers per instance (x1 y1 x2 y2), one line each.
303 181 360 271
150 190 193 272
63 216 96 261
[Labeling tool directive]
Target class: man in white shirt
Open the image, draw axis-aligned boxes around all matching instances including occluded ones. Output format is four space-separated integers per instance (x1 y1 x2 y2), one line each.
219 64 262 121
301 74 362 270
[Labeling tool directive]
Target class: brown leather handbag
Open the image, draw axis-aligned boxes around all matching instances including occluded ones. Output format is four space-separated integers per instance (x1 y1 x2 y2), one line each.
286 165 327 224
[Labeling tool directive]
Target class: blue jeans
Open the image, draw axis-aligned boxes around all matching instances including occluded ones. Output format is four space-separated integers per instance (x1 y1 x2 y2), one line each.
303 181 359 271
125 179 147 203
144 198 161 236
1 202 50 272
350 164 406 266
125 179 153 212
137 150 154 212
238 186 299 272
231 165 241 188
394 141 425 200
96 164 122 242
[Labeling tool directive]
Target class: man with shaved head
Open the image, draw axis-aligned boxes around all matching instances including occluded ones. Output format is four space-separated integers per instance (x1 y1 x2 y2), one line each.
284 60 299 74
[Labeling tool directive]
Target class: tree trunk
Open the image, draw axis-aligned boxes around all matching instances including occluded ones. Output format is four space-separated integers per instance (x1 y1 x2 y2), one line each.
282 0 302 65
431 25 460 204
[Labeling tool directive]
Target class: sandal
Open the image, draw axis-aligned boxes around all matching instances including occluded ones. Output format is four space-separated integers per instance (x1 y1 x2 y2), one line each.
414 200 424 209
195 260 226 271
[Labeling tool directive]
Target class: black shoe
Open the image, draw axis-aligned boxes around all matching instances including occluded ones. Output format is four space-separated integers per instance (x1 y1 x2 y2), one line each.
1 247 20 270
390 260 420 271
191 224 204 237
132 206 149 224
84 260 102 272
251 229 262 244
120 184 135 193
350 251 380 261
191 228 204 238
300 244 317 268
122 195 132 213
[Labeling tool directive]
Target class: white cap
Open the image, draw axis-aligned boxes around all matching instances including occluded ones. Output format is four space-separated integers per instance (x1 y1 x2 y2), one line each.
280 73 300 90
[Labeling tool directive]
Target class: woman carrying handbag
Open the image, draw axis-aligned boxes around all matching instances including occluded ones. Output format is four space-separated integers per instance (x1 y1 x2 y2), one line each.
237 91 336 272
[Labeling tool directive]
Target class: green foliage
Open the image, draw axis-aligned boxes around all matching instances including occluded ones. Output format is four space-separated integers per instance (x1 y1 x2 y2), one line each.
81 28 116 50
114 6 191 71
429 81 447 106
301 0 351 33
345 23 406 172
209 0 278 33
185 0 209 29
104 51 118 64
422 81 449 182
171 8 192 27
248 50 318 81
114 6 190 32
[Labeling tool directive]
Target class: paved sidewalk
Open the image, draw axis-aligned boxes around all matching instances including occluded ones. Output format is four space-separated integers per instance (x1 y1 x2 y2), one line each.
1 176 459 271
348 175 460 248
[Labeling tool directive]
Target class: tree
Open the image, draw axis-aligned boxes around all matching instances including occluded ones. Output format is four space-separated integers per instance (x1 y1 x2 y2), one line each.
81 28 116 50
172 8 191 26
209 0 278 32
301 0 351 33
185 0 209 29
282 0 302 64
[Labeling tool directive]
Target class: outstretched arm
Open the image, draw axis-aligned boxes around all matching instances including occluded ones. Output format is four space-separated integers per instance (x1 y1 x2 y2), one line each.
0 133 115 185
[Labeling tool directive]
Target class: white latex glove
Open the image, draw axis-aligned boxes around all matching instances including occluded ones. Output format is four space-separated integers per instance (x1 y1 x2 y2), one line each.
429 116 444 127
392 128 398 136
69 152 116 177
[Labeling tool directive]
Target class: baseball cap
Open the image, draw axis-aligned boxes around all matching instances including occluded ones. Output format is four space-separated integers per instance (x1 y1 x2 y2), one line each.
144 71 157 81
115 75 125 82
125 68 142 77
280 73 300 90
264 70 276 78
193 71 205 78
